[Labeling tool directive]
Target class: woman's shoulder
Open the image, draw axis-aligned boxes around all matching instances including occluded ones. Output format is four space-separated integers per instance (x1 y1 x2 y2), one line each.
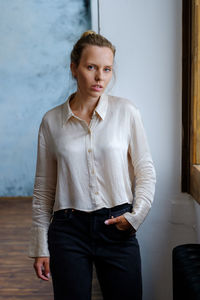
107 94 139 116
40 102 64 125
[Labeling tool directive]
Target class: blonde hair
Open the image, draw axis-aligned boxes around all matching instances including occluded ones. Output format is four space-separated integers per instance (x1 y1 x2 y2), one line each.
70 30 116 66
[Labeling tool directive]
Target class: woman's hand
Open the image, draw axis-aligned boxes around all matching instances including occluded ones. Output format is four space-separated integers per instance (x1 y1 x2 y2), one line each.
104 215 135 232
34 257 50 281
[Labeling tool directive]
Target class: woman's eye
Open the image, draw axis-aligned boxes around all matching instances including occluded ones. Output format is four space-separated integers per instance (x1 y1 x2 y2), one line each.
88 65 94 70
104 68 111 72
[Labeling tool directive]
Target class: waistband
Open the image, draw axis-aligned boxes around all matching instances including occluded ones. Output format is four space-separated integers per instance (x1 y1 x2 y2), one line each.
54 202 132 217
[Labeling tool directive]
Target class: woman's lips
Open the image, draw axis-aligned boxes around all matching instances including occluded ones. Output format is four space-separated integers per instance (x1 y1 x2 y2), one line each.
91 85 103 92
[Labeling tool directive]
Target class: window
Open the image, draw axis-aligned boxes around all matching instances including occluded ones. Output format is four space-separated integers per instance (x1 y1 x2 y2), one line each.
182 0 200 202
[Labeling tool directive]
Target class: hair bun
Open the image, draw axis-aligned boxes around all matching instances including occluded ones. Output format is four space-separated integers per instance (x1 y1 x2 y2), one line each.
81 30 97 38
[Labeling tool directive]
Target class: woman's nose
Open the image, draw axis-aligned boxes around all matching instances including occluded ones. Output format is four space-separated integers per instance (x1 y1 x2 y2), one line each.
95 70 103 81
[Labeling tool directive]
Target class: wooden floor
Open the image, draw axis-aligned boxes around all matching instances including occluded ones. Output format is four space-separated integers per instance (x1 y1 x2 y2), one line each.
0 198 103 300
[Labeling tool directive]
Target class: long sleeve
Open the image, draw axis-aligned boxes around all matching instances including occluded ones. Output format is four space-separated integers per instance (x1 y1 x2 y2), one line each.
28 119 57 257
123 108 156 231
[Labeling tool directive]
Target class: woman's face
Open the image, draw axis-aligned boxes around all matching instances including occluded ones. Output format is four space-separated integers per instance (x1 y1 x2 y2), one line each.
71 45 114 99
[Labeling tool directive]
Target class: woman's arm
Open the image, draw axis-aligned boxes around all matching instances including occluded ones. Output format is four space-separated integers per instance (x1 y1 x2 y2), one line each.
29 118 57 258
123 108 156 231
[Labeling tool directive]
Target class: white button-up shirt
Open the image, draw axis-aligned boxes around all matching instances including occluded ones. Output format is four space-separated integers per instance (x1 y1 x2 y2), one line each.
29 93 156 257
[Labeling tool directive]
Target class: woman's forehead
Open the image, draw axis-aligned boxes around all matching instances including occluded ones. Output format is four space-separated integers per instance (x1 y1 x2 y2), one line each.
80 45 114 64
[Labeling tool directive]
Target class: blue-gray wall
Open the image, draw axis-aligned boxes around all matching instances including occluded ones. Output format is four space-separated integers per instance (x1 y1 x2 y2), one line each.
0 0 91 196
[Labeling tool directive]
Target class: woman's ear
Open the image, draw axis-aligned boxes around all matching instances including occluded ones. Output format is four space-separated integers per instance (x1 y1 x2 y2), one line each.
70 62 77 79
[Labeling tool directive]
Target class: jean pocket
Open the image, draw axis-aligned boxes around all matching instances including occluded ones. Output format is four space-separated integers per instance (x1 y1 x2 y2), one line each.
110 206 132 221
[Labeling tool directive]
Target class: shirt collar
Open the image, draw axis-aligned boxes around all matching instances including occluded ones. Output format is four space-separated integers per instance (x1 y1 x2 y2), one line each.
62 93 75 126
94 93 108 120
62 93 108 126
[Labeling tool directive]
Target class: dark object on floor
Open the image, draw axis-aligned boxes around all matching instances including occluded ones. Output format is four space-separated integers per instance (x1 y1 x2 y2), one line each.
173 244 200 300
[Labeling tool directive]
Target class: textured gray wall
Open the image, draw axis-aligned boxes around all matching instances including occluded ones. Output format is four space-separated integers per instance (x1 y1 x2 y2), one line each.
0 0 91 196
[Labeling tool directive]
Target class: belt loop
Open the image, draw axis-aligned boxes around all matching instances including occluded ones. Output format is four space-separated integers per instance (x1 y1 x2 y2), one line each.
65 208 73 216
108 207 112 218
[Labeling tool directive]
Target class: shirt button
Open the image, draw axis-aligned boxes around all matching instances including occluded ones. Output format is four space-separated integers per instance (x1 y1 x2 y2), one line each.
91 169 95 174
88 148 92 153
88 128 91 134
95 191 99 195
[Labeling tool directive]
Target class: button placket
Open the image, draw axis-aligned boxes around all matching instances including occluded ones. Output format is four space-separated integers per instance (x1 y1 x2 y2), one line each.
85 126 95 200
86 117 100 203
90 130 101 200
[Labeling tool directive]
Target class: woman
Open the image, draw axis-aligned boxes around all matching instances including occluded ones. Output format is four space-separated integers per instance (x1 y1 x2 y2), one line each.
29 30 156 300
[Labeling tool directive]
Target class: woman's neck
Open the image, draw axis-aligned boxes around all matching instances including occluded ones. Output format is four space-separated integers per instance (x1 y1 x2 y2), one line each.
69 91 100 115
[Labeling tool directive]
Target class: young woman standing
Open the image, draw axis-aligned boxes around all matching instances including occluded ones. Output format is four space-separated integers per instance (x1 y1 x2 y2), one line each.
29 30 156 300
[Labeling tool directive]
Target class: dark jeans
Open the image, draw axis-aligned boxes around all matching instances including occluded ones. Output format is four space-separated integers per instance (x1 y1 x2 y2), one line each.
48 202 142 300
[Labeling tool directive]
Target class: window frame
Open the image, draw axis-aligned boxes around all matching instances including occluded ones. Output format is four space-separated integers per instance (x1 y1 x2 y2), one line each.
182 0 200 202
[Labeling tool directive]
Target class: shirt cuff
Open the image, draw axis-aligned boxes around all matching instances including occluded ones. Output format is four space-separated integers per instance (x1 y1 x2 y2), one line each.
28 226 50 258
123 212 139 231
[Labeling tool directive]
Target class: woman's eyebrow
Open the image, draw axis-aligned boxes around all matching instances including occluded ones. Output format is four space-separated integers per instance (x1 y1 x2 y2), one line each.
87 62 113 67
